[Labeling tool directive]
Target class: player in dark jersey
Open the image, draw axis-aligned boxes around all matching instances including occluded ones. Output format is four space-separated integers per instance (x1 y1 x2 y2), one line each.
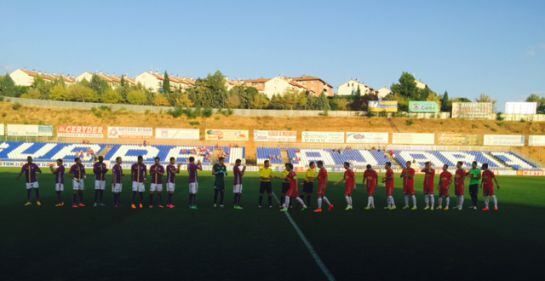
49 159 65 207
212 157 227 208
18 156 42 207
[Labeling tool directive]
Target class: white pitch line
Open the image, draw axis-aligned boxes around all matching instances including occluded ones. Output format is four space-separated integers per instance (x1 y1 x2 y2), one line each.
273 193 336 281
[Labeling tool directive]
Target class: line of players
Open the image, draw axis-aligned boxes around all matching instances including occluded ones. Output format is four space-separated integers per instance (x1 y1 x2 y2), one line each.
18 155 500 212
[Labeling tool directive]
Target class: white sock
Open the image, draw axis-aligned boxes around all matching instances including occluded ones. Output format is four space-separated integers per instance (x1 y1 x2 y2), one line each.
349 196 353 206
484 196 489 208
412 195 417 207
345 196 352 206
430 195 435 208
295 197 306 207
438 197 443 208
388 196 395 207
369 196 375 207
404 195 409 207
425 195 430 207
323 196 331 206
367 196 372 207
445 197 450 207
492 195 497 208
284 196 290 208
317 197 323 209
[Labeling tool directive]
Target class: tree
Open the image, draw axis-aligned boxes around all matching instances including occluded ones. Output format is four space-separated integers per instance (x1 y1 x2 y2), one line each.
251 93 270 109
174 92 194 107
526 94 545 113
119 75 129 102
153 93 170 106
476 93 495 103
316 91 330 111
0 74 22 97
162 71 171 94
187 71 228 108
441 91 450 112
66 84 98 102
390 72 418 100
89 74 110 97
126 89 149 105
330 97 349 111
102 88 123 104
49 84 69 101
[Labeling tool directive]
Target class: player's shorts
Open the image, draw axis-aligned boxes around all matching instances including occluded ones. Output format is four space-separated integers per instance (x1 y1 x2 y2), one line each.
233 184 243 193
344 186 354 196
55 183 64 192
281 182 290 194
403 185 415 195
189 182 198 194
214 182 225 190
167 182 175 192
150 183 163 192
455 184 465 196
73 179 85 191
423 186 434 195
439 187 449 197
385 185 394 197
367 185 376 196
317 183 327 197
95 180 106 190
303 182 314 193
259 181 272 194
483 186 495 196
132 181 145 192
112 183 122 193
25 181 39 190
286 186 299 198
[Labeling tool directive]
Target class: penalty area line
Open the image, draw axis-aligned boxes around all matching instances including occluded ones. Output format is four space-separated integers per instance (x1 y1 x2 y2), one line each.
272 193 336 281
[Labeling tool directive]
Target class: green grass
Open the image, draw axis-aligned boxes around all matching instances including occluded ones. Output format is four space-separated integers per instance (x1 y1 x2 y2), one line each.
0 167 544 281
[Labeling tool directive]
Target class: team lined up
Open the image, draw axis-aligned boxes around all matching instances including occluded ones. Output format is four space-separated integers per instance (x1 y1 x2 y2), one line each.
18 155 500 212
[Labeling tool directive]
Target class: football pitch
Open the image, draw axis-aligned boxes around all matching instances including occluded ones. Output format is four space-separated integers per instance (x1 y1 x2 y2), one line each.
1 168 544 281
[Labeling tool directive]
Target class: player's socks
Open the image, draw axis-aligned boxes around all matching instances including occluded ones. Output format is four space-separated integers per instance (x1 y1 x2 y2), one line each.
323 196 332 206
27 190 32 201
158 193 163 206
306 195 311 207
411 195 417 208
430 195 435 210
317 197 323 209
149 194 154 206
283 196 290 209
492 195 498 209
404 195 409 208
35 189 40 201
72 193 78 205
438 197 443 209
445 197 450 209
132 192 137 204
258 195 263 206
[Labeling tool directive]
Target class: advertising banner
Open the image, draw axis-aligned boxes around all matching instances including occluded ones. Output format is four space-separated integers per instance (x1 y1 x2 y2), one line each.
107 126 153 139
437 133 480 145
528 135 545 147
408 101 439 113
7 124 53 137
505 102 537 115
57 126 104 138
346 132 389 144
392 133 435 145
451 102 494 118
204 129 249 141
254 130 297 142
368 101 398 113
0 124 3 136
483 134 525 146
302 131 344 143
155 128 200 140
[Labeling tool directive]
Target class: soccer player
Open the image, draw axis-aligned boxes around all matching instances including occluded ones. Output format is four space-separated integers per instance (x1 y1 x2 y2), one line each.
400 161 417 210
481 163 500 212
302 161 317 207
149 156 165 208
280 165 291 208
468 161 481 210
18 156 42 207
421 161 435 210
437 164 452 210
454 161 467 210
363 164 378 210
49 159 65 207
131 155 147 209
111 157 123 208
93 155 108 207
383 162 396 210
233 159 246 210
258 160 273 208
314 160 334 213
187 156 202 209
70 157 86 208
280 163 307 212
212 157 227 208
166 157 181 208
336 162 355 211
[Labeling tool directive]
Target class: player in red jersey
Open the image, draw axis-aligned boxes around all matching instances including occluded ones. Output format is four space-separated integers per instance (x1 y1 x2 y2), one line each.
400 161 417 210
481 163 500 212
363 164 378 210
314 160 334 213
437 164 452 210
280 163 307 212
421 161 436 210
336 162 355 211
454 161 468 210
383 162 396 210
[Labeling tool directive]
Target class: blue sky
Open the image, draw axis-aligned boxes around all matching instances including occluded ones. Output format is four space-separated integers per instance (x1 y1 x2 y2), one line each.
1 0 544 110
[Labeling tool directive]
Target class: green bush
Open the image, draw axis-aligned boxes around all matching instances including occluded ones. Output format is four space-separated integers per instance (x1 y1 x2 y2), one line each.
11 102 22 110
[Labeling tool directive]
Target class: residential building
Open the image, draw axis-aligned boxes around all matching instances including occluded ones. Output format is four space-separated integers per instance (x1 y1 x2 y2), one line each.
292 76 334 97
76 72 135 88
9 69 74 87
135 71 195 92
337 79 374 96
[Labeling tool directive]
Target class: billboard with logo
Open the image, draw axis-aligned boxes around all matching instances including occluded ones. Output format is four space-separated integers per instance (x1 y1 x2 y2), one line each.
483 135 525 146
107 127 153 139
205 129 249 141
254 130 297 142
437 133 480 145
408 101 439 113
155 128 200 140
392 133 435 145
505 102 537 115
7 124 54 137
346 132 389 144
451 102 494 119
302 131 344 143
528 135 545 147
57 126 104 138
368 101 398 113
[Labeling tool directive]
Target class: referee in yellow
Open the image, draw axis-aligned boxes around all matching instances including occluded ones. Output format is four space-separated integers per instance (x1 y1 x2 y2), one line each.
258 160 274 208
302 161 317 207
